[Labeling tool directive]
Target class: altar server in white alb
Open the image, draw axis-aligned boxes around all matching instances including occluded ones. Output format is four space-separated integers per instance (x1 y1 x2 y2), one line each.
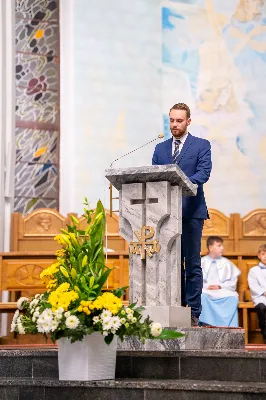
248 244 266 343
199 236 241 327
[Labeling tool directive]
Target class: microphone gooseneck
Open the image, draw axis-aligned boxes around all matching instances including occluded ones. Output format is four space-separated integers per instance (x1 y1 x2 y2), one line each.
109 134 164 168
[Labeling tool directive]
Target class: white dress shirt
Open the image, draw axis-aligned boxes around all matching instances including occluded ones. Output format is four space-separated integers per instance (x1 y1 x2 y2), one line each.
172 132 188 156
248 263 266 306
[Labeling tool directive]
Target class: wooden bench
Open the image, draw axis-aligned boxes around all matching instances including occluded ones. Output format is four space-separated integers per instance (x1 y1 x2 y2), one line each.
1 206 266 344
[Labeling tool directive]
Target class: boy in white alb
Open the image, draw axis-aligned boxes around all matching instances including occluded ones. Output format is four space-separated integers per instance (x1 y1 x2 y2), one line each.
248 244 266 343
200 236 241 327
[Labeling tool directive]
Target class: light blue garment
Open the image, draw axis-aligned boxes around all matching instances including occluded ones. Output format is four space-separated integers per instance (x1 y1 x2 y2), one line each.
199 293 239 327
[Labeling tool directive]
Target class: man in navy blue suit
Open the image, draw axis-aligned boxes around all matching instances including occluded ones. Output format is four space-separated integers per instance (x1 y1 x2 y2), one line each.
152 103 212 326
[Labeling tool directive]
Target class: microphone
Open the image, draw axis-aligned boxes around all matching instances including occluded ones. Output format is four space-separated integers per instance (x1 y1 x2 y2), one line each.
109 134 164 168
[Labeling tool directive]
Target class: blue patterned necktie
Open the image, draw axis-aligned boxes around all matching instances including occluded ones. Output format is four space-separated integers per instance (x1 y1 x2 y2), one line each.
173 139 181 164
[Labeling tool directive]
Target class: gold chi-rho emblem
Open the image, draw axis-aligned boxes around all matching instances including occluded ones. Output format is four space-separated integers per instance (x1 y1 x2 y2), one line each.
129 226 161 260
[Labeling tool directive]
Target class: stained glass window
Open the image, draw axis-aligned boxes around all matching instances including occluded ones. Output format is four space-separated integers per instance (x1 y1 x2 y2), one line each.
15 0 60 214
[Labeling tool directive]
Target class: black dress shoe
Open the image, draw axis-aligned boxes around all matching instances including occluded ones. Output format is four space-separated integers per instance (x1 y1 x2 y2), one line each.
191 316 199 327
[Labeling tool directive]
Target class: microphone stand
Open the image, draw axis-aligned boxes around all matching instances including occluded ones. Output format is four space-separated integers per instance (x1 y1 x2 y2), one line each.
109 134 164 215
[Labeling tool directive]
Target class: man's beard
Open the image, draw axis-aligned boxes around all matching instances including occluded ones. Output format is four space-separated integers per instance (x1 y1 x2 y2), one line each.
171 128 187 138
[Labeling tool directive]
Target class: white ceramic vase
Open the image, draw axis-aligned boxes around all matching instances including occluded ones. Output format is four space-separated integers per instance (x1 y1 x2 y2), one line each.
58 332 117 381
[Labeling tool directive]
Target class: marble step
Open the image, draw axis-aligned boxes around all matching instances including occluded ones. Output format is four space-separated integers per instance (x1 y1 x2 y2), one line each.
1 378 266 399
1 349 266 383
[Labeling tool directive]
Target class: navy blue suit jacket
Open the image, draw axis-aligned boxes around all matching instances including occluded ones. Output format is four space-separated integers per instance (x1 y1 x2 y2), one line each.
152 133 212 219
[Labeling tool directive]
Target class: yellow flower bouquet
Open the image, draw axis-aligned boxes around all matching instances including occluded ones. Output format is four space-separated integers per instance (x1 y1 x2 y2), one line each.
11 199 183 345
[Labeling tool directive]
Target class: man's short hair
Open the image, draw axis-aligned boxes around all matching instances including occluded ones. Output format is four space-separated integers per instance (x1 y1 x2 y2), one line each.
206 236 223 249
169 103 191 119
258 244 266 254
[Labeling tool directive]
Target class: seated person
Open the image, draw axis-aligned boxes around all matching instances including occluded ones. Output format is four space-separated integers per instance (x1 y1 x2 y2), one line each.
248 244 266 343
199 236 241 327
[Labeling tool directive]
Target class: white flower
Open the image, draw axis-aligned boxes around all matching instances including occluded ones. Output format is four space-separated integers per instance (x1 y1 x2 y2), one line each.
37 321 51 333
151 322 162 337
43 314 53 323
10 323 16 332
35 294 40 299
120 318 126 324
17 297 29 310
93 316 100 324
65 315 80 329
103 331 108 337
102 320 112 331
33 311 40 319
54 308 64 320
32 316 36 323
101 309 112 321
12 310 19 323
111 316 121 330
125 308 133 314
43 309 53 317
17 322 25 335
37 323 45 333
37 315 46 324
35 307 40 312
127 313 133 320
64 311 71 318
132 317 137 323
111 328 116 334
50 320 59 332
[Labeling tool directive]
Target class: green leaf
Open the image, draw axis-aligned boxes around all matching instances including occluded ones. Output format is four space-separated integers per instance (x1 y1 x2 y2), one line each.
95 268 112 293
104 333 114 345
112 286 128 298
66 224 75 233
154 329 184 340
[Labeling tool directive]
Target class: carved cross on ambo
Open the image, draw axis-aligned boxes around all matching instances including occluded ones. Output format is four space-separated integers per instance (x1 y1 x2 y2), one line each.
130 198 158 205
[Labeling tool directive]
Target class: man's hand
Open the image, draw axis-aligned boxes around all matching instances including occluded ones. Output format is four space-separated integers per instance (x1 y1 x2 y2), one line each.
207 285 221 290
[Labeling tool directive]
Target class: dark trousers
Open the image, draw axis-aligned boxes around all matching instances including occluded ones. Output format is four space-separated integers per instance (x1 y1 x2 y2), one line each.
181 218 204 318
255 303 266 343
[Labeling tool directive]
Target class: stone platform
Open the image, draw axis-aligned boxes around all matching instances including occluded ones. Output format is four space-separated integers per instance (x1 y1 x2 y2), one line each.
118 327 245 351
2 347 266 399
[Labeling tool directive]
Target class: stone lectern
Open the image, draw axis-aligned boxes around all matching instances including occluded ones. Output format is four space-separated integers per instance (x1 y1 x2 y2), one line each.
105 165 197 327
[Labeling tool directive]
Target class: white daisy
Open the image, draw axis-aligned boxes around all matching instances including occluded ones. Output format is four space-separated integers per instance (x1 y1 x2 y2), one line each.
150 322 162 337
37 315 46 325
17 297 29 310
125 308 133 314
37 324 45 333
93 316 100 324
103 331 108 337
101 309 112 321
43 309 53 317
132 317 137 323
64 311 71 318
120 318 126 324
65 315 80 329
102 320 112 331
127 313 133 320
50 320 59 332
111 316 121 330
